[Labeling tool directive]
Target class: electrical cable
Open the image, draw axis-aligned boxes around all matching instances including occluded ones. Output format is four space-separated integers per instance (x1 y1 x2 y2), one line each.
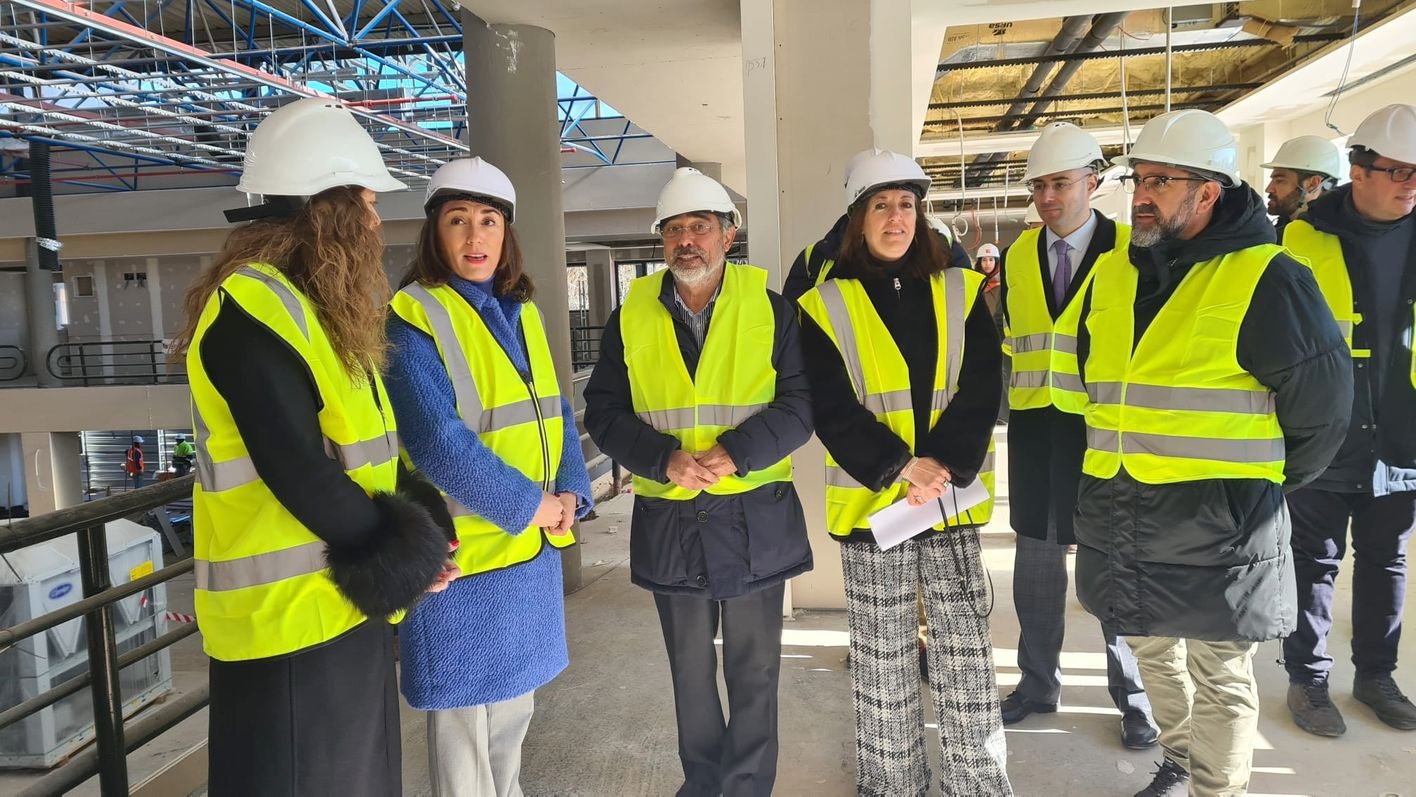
1324 0 1363 137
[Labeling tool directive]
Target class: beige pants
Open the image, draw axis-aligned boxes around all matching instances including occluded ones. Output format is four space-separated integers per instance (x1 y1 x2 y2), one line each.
1128 637 1259 797
427 691 535 797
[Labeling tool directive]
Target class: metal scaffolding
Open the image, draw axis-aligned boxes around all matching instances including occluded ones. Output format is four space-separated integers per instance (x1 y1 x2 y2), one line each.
0 0 653 193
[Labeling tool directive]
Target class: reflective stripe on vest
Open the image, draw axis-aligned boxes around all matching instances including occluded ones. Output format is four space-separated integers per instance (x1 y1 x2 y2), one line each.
390 283 572 575
1079 245 1286 485
798 268 995 535
621 263 790 500
189 263 399 662
1003 224 1126 410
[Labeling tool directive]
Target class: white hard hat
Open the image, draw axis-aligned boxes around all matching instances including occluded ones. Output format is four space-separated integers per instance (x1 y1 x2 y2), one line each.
977 243 1000 259
133 436 144 444
651 167 741 233
237 98 406 197
1262 136 1344 180
1024 122 1105 182
845 148 932 208
1349 104 1416 165
1112 109 1241 188
425 157 517 222
1024 203 1043 224
925 215 955 243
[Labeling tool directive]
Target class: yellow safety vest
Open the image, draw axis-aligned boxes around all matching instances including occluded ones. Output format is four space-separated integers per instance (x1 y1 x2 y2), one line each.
798 268 996 536
1283 220 1368 361
1003 225 1127 409
1077 245 1287 484
620 264 791 500
389 283 573 576
189 264 401 662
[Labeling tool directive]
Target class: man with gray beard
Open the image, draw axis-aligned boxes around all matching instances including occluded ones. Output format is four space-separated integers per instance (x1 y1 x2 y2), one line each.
585 168 813 797
1053 110 1351 797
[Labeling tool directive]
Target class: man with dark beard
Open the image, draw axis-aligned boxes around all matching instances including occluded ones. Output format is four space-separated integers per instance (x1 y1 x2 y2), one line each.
1280 103 1416 738
1262 135 1343 237
1052 110 1352 797
585 168 813 797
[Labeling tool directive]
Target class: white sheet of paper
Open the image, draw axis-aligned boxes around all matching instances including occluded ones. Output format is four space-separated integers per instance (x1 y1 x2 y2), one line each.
867 477 993 550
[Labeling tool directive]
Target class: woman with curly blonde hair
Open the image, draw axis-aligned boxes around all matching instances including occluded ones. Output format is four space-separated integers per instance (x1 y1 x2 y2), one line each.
171 99 457 797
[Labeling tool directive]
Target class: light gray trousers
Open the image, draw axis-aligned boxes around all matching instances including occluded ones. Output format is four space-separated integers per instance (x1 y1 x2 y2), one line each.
427 691 536 797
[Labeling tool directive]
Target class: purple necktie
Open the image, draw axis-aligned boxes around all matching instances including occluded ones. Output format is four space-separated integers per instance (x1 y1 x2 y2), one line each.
1052 239 1073 306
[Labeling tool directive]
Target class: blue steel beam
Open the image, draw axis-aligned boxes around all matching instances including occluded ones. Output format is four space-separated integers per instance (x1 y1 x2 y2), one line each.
354 0 404 40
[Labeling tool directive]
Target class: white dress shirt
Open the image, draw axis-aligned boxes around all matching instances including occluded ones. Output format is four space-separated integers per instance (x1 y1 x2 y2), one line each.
1044 211 1099 287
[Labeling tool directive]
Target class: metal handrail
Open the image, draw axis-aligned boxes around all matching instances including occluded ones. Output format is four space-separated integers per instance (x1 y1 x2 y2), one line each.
0 345 26 382
0 475 201 797
45 339 187 386
570 324 604 372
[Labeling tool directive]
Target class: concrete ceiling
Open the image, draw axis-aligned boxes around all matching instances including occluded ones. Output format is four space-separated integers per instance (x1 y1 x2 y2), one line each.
462 0 1194 194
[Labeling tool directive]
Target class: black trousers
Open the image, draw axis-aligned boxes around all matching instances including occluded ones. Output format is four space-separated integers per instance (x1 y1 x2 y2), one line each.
208 619 402 797
1284 488 1416 683
653 582 786 797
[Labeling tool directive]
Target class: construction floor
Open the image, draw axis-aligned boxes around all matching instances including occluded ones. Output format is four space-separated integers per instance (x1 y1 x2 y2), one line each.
4 433 1414 796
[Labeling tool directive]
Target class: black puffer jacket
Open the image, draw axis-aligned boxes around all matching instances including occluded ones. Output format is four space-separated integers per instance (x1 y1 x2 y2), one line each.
1072 185 1352 642
1291 186 1416 496
584 270 814 600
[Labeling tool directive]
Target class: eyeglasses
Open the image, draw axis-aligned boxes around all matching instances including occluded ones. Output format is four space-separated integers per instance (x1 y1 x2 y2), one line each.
1365 164 1416 183
660 221 719 239
1119 174 1210 194
1025 177 1083 195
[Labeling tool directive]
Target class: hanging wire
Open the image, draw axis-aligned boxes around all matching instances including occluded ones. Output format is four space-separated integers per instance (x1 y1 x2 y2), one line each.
1163 7 1174 113
952 107 969 239
1324 0 1364 136
1119 30 1133 150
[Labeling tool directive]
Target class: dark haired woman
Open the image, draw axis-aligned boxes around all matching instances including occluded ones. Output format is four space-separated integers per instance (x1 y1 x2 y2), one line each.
795 149 1011 796
172 98 458 797
385 157 592 797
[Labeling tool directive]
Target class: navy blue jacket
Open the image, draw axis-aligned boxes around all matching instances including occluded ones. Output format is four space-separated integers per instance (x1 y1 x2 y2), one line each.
584 268 814 600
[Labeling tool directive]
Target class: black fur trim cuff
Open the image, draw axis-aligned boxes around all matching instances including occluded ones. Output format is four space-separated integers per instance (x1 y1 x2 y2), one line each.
324 492 449 619
397 468 457 543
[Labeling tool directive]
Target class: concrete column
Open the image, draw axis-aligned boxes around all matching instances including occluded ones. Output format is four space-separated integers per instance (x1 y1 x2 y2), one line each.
20 431 82 517
24 239 61 387
1 433 26 513
744 0 910 610
464 16 582 592
584 248 618 326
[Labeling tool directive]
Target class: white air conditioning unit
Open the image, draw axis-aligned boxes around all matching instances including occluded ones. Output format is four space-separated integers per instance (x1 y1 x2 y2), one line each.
0 519 173 768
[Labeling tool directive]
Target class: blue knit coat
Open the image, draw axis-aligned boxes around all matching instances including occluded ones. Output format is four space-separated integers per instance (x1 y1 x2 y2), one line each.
385 275 593 710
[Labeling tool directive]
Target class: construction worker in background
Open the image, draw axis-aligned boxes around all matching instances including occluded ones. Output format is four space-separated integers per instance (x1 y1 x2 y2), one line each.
976 242 1000 273
996 122 1157 750
1263 135 1344 237
1279 103 1416 737
172 435 195 477
1053 109 1351 796
125 436 145 489
168 98 457 797
585 167 813 797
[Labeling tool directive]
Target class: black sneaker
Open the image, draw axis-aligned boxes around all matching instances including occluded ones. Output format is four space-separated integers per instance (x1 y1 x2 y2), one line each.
1134 759 1189 797
1287 681 1347 737
1354 674 1416 730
